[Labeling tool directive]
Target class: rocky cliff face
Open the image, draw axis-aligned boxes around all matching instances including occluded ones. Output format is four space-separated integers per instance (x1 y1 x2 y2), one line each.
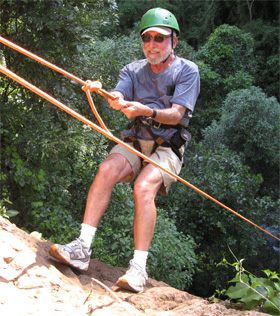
0 217 268 316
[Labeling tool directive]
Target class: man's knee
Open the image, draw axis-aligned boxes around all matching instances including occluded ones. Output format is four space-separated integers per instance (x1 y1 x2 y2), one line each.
97 158 119 182
98 154 133 184
134 179 154 200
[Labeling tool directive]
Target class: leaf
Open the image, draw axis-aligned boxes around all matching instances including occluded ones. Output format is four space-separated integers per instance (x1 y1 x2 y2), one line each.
251 277 270 288
229 272 249 284
12 152 20 159
274 282 280 292
111 243 118 251
263 269 272 278
19 178 26 187
30 231 43 239
265 285 276 299
241 287 263 304
244 299 263 310
264 296 280 315
25 170 33 177
226 282 249 299
6 210 19 217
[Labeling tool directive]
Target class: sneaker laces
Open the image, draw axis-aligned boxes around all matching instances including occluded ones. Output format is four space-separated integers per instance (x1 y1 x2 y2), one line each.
63 238 91 259
126 260 148 279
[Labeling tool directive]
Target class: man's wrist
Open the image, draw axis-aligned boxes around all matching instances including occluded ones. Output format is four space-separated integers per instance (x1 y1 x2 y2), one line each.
146 108 157 119
151 109 157 118
145 107 157 118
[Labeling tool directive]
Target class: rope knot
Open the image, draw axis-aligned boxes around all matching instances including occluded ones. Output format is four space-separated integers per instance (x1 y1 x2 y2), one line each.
82 80 102 93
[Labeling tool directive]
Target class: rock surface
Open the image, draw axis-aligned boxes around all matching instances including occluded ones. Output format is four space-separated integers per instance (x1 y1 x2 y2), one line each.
0 217 268 316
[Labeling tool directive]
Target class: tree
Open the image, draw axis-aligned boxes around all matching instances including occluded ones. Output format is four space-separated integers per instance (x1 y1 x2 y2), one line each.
0 0 119 231
203 86 280 197
243 18 280 100
159 141 270 296
192 24 256 138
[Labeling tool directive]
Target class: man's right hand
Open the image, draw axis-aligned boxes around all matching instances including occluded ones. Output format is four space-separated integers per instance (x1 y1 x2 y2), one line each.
107 92 128 110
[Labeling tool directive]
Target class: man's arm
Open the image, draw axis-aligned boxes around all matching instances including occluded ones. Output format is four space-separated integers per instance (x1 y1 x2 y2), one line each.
121 101 186 125
108 92 187 125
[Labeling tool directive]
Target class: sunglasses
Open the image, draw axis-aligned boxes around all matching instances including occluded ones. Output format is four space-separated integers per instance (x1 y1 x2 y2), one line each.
141 34 171 43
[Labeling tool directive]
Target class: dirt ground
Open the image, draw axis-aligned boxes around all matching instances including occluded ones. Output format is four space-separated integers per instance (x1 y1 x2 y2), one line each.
0 216 269 316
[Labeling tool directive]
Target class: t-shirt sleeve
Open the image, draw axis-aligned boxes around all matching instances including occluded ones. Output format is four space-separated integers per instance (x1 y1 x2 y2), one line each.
114 65 134 101
171 62 200 116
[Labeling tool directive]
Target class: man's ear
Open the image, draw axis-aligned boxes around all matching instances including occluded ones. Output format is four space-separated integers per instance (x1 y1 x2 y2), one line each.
172 37 178 50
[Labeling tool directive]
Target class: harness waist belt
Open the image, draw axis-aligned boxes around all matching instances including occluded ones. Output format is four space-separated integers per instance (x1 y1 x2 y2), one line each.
142 117 184 130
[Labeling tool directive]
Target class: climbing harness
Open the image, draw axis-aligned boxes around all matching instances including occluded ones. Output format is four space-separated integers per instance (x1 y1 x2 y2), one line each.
0 36 278 242
124 116 191 161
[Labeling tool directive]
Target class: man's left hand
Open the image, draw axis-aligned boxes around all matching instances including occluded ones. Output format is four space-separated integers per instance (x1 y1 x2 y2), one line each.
121 102 152 118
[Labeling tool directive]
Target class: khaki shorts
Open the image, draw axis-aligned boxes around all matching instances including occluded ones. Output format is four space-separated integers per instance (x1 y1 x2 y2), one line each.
109 140 184 195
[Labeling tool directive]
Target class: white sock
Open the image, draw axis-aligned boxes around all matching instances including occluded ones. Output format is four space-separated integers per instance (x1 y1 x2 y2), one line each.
132 250 149 272
79 223 97 249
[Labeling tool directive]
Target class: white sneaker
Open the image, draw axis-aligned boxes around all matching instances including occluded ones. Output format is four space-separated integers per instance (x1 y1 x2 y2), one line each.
116 260 148 293
49 238 91 271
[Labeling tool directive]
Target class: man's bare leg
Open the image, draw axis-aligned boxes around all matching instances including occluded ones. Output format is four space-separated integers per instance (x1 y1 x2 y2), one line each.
115 163 163 292
133 164 163 251
83 153 134 227
49 153 133 269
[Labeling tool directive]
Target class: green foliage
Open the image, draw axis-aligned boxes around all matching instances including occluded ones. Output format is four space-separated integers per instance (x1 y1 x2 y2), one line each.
1 0 116 234
1 0 118 100
29 204 80 244
243 19 280 100
113 0 194 37
197 24 255 78
191 60 223 138
0 198 19 219
149 208 197 290
219 253 280 315
203 86 280 196
159 141 267 295
175 39 196 61
1 80 108 232
92 184 135 266
193 24 256 136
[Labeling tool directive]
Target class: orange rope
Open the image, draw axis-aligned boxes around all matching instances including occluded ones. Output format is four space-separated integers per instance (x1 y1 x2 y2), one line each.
84 85 111 133
0 36 279 242
0 36 115 131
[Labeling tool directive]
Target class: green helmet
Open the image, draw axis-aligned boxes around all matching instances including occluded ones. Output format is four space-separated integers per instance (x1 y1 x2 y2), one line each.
139 8 180 36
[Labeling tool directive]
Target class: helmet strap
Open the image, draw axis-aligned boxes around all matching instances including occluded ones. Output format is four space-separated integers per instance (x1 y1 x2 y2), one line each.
161 53 171 64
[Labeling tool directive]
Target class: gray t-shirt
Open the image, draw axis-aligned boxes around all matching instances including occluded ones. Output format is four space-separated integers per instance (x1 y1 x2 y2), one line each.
115 56 200 141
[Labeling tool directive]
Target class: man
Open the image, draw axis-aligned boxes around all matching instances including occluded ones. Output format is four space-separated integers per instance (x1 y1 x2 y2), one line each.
49 7 200 293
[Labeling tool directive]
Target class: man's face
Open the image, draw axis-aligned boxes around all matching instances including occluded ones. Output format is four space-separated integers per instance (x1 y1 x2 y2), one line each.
142 31 173 65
